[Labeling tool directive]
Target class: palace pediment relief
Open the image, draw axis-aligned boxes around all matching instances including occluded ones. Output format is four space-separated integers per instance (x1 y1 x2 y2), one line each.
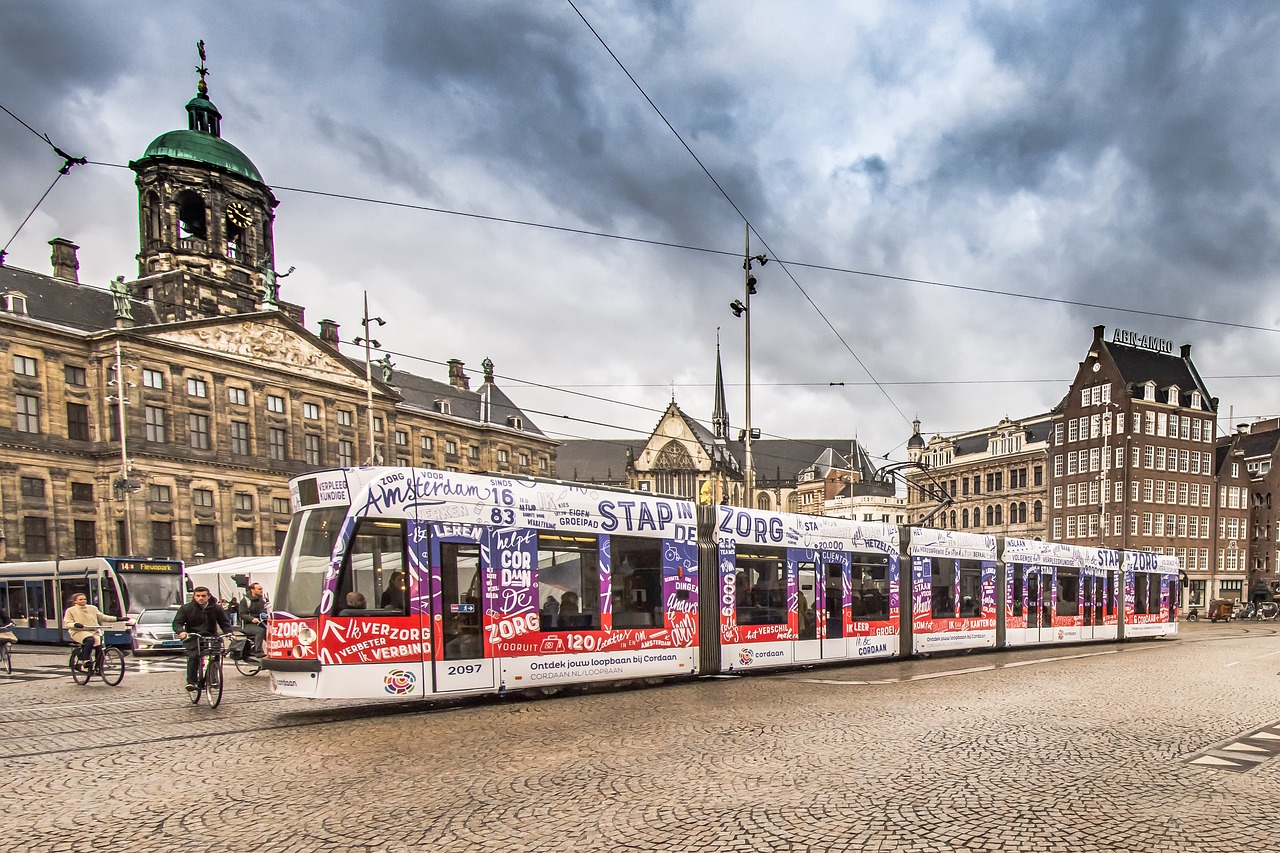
148 321 356 382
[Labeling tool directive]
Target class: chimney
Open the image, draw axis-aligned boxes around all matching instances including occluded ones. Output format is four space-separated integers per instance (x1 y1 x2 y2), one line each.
1181 343 1192 359
448 359 470 391
49 238 80 282
318 319 340 347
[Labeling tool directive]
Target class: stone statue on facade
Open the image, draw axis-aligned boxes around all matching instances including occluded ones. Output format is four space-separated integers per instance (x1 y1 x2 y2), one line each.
110 276 133 321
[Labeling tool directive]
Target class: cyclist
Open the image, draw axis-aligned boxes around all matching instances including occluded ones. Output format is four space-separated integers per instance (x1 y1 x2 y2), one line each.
0 601 15 648
235 582 268 659
173 587 231 692
62 593 131 670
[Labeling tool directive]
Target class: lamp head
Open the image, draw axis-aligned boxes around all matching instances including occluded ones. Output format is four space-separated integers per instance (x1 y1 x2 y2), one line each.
729 299 746 318
746 274 757 295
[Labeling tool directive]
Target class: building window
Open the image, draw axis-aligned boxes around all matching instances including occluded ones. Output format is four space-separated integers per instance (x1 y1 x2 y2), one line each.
398 456 410 467
421 435 433 453
445 439 458 457
64 364 87 386
338 410 353 426
66 402 90 441
74 520 96 557
338 439 354 468
145 406 167 442
151 521 174 558
194 524 217 559
193 488 214 508
539 457 548 472
396 430 408 447
373 416 384 433
12 354 37 376
20 477 45 498
150 484 172 503
507 416 523 430
235 493 254 511
15 394 40 433
268 428 287 461
189 414 211 450
519 452 530 467
235 527 255 557
231 421 250 455
23 516 49 555
142 368 164 389
228 387 248 406
497 449 509 464
71 482 93 502
187 377 208 398
303 402 320 420
305 434 322 465
267 394 286 413
468 445 480 461
272 497 291 514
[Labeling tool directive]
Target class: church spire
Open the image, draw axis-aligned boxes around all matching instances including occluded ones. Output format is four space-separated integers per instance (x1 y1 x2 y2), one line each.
712 331 730 440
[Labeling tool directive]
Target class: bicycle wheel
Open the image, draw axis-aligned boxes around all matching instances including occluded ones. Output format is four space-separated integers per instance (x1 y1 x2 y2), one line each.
206 655 224 708
69 649 92 685
0 644 11 676
234 653 262 676
189 656 204 705
100 647 126 686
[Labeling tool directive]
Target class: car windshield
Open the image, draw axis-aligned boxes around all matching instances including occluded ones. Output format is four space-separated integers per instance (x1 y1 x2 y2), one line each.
137 610 176 626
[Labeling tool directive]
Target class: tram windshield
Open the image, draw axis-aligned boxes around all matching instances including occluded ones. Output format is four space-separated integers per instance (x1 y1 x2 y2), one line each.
119 571 184 614
276 507 346 617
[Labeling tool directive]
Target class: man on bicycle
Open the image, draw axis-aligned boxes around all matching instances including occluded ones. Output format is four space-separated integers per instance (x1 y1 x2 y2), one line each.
62 593 131 669
0 602 16 648
173 587 230 692
236 582 268 659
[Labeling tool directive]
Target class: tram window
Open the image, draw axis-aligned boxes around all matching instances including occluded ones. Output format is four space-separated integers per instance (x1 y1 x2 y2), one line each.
61 578 92 609
610 536 662 628
932 560 957 618
1057 572 1079 617
797 561 817 640
1133 573 1150 615
1148 573 1162 613
958 561 983 617
7 583 28 622
334 519 407 616
1010 565 1024 617
850 557 889 621
735 546 787 626
538 534 601 631
441 543 482 660
276 506 345 618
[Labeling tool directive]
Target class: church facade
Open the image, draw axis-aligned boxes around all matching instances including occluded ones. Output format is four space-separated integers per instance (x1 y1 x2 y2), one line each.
0 53 554 564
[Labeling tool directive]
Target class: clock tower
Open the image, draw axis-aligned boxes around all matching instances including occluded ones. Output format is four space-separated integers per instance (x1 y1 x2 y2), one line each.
129 42 300 323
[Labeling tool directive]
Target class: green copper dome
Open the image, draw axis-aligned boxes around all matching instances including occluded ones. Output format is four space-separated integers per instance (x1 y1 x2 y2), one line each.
137 92 264 184
141 128 263 183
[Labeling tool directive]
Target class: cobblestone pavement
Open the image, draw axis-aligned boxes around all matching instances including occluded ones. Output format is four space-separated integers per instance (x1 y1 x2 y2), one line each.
3 623 1279 852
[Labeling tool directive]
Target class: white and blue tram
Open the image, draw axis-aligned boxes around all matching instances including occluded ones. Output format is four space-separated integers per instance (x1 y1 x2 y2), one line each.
0 556 185 645
265 468 1179 701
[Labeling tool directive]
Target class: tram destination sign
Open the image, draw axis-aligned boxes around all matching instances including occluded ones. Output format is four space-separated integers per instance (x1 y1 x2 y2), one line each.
1112 328 1173 354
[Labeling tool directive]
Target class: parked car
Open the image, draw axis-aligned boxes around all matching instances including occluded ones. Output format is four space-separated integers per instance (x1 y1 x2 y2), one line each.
132 606 184 654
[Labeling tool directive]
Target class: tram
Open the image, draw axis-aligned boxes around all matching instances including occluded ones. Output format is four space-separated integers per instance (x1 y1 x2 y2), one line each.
0 556 185 645
264 468 1179 701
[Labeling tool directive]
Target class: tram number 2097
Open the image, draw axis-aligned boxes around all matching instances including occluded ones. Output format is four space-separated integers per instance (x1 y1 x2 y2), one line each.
447 664 484 676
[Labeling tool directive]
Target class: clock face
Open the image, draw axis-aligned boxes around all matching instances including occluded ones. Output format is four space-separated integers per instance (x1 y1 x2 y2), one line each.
227 203 252 228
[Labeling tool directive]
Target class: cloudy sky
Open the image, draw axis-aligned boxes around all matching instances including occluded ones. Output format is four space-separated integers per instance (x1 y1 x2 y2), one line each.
4 1 1280 464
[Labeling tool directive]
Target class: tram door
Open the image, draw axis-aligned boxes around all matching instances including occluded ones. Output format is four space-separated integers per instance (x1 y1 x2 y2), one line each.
1080 574 1105 639
430 540 495 694
1025 569 1053 643
794 561 821 662
823 560 846 659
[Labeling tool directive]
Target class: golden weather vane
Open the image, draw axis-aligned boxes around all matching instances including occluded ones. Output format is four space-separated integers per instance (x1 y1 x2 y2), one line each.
196 39 209 96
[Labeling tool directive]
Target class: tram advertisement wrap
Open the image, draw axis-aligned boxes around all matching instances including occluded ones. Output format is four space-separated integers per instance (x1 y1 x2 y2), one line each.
319 616 425 665
266 618 318 659
507 649 692 684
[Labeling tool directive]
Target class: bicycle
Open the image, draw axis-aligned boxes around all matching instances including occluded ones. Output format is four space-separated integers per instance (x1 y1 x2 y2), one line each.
68 628 126 686
228 629 262 676
0 636 12 676
187 634 227 707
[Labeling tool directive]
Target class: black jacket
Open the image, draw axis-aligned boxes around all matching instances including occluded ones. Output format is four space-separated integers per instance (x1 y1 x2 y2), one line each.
238 594 268 623
173 600 231 636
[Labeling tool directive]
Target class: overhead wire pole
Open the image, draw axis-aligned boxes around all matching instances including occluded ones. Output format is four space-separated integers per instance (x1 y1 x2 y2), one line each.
354 291 385 465
743 224 754 507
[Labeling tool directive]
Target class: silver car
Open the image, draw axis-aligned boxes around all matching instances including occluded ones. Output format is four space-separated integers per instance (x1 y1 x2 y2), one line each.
131 606 184 654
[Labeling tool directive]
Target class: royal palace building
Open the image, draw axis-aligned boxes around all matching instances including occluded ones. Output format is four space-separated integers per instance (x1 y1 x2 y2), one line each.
0 58 553 565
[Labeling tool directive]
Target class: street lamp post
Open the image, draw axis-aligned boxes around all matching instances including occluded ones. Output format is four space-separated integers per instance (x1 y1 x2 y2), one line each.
729 224 766 508
108 340 139 555
354 291 385 466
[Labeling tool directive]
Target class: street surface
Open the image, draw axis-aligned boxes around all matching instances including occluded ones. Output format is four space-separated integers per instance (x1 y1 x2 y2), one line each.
3 621 1278 852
